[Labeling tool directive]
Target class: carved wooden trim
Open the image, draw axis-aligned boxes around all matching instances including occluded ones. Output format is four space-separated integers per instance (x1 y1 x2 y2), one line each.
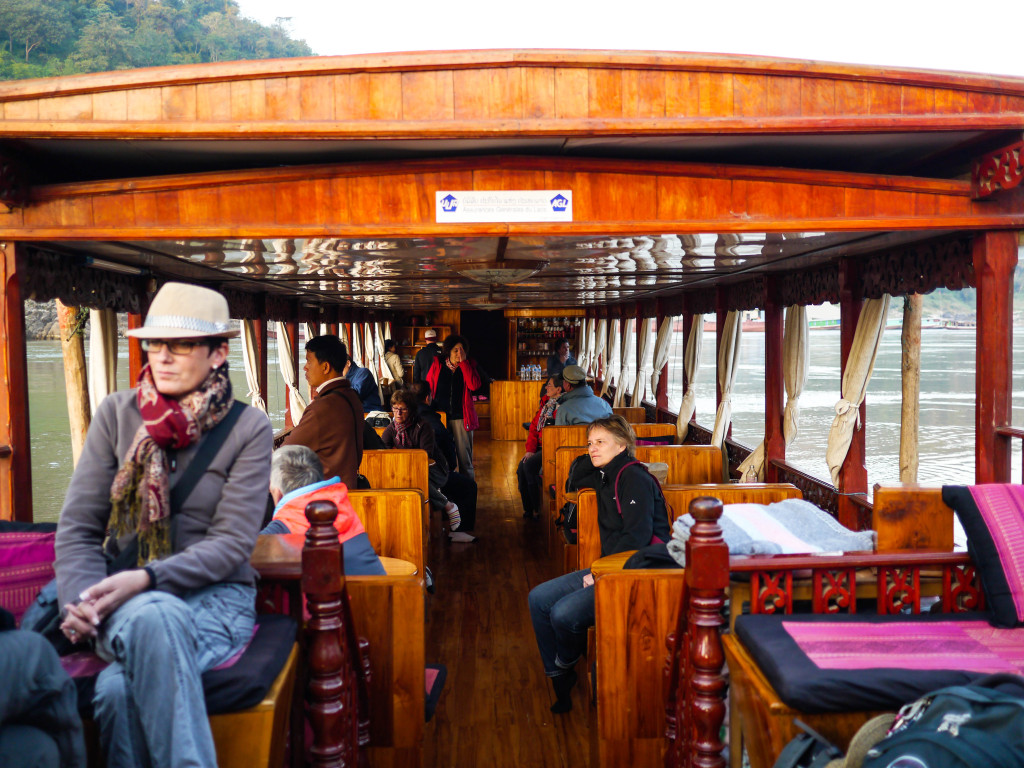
20 247 147 314
724 277 765 312
767 459 840 517
776 264 840 307
859 236 975 298
972 137 1024 199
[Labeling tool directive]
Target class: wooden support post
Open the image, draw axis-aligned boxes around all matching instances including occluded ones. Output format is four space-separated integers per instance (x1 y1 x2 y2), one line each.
900 294 923 483
0 242 32 522
764 281 785 483
974 231 1018 483
284 322 300 429
837 259 866 529
128 313 144 384
253 319 269 414
56 301 91 467
302 499 359 766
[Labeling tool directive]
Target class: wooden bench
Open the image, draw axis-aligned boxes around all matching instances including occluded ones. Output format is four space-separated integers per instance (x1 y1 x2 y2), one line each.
631 422 676 444
665 488 970 768
359 448 430 538
348 489 426 578
612 406 645 422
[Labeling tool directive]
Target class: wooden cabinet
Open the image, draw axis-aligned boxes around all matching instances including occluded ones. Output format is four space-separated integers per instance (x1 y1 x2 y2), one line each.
395 325 449 382
508 315 583 379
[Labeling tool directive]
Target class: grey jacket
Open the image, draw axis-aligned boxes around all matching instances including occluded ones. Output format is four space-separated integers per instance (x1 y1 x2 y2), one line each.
54 390 273 610
554 384 613 425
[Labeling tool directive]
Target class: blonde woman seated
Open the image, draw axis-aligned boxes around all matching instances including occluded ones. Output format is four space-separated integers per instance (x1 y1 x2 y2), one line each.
381 389 467 538
527 415 669 713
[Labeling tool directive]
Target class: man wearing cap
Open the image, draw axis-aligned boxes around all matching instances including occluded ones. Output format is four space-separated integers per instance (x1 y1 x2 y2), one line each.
283 334 365 489
412 328 441 383
555 365 613 425
53 282 273 768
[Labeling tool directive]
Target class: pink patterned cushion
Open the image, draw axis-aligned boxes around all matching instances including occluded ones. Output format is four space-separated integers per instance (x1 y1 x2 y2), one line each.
0 532 55 625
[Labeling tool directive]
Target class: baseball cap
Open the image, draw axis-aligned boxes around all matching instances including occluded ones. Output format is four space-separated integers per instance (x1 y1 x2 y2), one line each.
562 365 586 384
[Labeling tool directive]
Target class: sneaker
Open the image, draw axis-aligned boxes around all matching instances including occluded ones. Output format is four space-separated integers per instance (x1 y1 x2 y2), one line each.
449 531 477 543
444 502 461 531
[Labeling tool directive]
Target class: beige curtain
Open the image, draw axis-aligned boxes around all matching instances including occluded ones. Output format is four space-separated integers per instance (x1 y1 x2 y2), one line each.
88 309 118 415
675 315 703 441
594 319 608 381
340 324 350 350
631 317 654 405
738 305 809 481
365 324 382 398
826 295 890 486
650 316 674 397
585 319 598 376
710 311 743 448
304 322 319 341
276 322 307 425
240 319 268 414
576 318 590 374
614 319 636 407
600 320 621 398
351 323 363 367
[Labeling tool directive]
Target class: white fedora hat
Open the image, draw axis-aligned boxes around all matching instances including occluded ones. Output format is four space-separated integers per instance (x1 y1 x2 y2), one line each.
127 282 240 339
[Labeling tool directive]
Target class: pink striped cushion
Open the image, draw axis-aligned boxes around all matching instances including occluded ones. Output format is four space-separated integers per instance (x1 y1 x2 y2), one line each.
0 532 55 625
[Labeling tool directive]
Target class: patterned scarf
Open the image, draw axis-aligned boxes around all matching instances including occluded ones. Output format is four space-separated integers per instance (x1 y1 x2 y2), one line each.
393 417 413 448
108 362 233 564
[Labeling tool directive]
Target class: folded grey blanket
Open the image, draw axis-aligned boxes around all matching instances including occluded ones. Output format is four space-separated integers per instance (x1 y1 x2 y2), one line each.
666 498 876 568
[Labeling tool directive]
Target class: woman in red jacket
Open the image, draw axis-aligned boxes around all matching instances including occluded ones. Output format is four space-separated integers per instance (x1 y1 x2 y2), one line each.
516 375 562 519
426 334 481 481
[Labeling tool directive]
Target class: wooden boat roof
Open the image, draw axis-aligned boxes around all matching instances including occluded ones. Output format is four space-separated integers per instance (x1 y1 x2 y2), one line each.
3 50 1023 313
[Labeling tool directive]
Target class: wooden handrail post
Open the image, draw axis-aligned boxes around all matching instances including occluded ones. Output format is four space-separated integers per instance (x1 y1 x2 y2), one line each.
302 499 358 767
253 318 269 413
837 259 866 529
764 279 785 482
0 242 31 522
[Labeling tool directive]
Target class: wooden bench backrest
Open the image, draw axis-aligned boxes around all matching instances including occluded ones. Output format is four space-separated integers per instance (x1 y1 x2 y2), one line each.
577 483 802 572
873 486 954 551
633 445 723 485
613 406 645 422
359 449 429 501
631 423 676 443
347 574 425 760
554 445 588 514
541 425 589 511
595 570 686 767
347 489 425 576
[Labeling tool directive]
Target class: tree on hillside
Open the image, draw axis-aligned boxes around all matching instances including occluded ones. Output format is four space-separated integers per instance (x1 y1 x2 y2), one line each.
0 0 73 62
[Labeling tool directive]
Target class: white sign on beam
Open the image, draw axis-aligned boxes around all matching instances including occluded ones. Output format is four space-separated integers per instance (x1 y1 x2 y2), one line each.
435 190 573 223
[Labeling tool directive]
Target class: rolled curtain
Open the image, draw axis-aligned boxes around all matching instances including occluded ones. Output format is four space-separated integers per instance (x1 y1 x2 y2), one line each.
600 320 621 398
365 323 382 398
614 320 636 408
576 318 590 374
88 309 118 415
826 295 890 486
276 322 307 425
594 319 608 381
351 323 363 367
585 319 598 376
240 319 268 414
631 317 654 405
710 311 743 448
340 324 350 351
304 322 319 341
675 315 703 441
650 316 673 397
738 305 809 482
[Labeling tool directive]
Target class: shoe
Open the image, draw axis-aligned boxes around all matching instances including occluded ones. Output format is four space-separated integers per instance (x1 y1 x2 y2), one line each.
550 669 577 713
449 531 477 543
444 501 461 531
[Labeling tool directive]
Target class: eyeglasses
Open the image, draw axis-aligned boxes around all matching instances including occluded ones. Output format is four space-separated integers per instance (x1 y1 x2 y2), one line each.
141 339 203 355
392 407 409 413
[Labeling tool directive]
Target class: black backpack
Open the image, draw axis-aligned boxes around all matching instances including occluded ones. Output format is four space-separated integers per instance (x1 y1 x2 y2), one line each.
862 674 1024 768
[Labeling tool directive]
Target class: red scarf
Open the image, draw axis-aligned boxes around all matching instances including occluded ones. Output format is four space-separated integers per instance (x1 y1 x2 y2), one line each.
108 362 233 564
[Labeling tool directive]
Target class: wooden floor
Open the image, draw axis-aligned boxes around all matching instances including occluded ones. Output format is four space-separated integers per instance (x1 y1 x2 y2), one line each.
422 432 597 767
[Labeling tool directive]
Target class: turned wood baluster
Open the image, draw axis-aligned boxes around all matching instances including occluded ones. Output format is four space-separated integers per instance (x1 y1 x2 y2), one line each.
685 497 729 768
303 499 358 767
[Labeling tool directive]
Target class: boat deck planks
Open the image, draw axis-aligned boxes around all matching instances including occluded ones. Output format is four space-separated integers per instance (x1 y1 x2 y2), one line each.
423 432 596 767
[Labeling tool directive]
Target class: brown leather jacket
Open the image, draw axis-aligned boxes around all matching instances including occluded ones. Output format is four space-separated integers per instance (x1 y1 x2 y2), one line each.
282 378 365 488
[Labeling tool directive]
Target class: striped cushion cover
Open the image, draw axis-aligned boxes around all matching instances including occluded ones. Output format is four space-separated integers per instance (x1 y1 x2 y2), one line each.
942 484 1024 627
0 532 55 625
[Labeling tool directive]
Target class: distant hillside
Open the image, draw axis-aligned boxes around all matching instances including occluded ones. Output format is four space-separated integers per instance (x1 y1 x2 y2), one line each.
0 0 312 80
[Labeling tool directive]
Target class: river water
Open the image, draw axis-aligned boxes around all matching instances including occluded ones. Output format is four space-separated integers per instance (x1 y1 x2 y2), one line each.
24 325 1024 523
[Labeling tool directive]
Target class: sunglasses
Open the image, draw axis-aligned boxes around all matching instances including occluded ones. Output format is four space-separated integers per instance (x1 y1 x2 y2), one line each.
141 339 204 355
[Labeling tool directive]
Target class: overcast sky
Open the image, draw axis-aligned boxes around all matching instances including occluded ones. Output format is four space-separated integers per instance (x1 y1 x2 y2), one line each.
233 0 1024 78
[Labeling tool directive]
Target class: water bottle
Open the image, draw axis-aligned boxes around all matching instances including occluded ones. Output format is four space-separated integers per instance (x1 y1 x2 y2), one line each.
519 364 526 381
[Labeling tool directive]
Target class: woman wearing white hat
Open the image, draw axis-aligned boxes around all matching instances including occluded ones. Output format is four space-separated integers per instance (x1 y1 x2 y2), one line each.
54 282 273 768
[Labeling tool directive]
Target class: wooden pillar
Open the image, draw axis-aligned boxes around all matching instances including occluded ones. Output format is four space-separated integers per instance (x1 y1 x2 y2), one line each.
328 322 339 337
128 313 144 384
900 294 923 483
763 281 785 483
253 319 269 412
837 260 866 529
56 302 91 467
974 231 1018 483
0 242 32 522
284 322 300 429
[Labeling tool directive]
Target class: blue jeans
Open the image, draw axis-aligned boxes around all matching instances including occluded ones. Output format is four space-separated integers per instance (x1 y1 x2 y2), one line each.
528 569 594 677
93 583 256 768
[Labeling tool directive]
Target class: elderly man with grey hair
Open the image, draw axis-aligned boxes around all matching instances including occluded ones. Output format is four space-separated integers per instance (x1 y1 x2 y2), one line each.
262 445 385 575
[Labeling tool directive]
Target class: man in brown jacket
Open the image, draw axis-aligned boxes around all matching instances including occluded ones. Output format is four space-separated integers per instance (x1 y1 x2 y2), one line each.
282 334 365 489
